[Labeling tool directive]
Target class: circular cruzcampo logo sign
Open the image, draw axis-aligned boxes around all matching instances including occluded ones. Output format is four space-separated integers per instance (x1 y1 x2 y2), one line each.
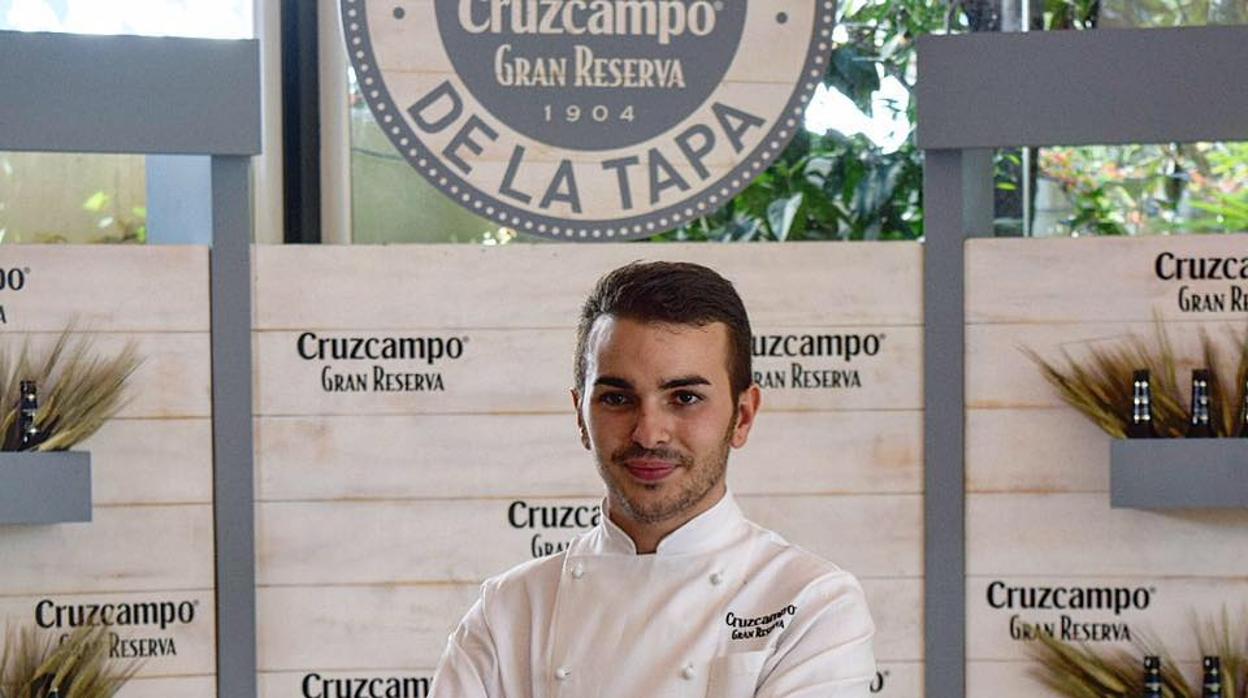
342 0 836 240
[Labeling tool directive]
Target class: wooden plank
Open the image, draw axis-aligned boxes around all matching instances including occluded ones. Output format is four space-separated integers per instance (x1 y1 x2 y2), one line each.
967 408 1107 493
0 589 215 677
967 236 1248 324
968 575 1247 663
969 660 1203 698
253 243 922 330
967 493 1248 577
871 661 922 698
256 578 919 672
0 331 211 418
254 326 920 416
82 418 213 505
0 246 208 331
255 411 921 502
966 321 1246 410
260 671 430 698
119 676 216 698
257 495 920 585
255 584 479 671
0 505 214 595
741 496 923 579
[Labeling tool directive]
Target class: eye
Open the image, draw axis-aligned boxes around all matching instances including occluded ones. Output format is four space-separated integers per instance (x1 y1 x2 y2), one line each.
597 391 631 407
672 391 703 406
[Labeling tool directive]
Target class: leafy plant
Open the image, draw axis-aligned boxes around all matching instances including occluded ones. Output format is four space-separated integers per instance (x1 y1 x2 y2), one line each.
1029 610 1247 697
0 329 140 451
1024 320 1248 438
1 625 141 698
81 191 147 245
655 0 961 242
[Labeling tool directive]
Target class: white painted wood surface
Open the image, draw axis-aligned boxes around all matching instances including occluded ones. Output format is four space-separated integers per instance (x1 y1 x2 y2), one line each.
256 410 920 502
119 676 216 698
967 576 1248 662
0 247 215 687
0 246 209 331
966 236 1248 694
256 578 921 670
968 235 1248 324
253 243 924 696
0 590 215 676
253 243 922 330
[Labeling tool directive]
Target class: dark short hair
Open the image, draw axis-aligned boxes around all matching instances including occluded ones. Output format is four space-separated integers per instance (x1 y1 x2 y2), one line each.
574 261 753 396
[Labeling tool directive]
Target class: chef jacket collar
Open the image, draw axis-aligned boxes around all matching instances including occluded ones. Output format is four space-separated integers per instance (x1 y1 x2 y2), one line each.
597 490 747 556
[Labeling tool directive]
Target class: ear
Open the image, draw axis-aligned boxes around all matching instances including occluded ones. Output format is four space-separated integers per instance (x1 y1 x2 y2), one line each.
571 388 590 450
729 384 762 449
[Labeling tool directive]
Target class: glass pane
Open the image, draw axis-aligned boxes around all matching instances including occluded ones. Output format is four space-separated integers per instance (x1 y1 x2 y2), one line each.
1098 0 1247 28
0 1 255 244
347 0 960 244
349 73 506 245
0 0 254 38
992 1 1248 237
0 152 148 244
1031 142 1248 236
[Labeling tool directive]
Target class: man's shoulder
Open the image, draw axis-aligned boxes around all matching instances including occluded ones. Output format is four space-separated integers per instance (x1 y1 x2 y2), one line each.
480 549 568 604
744 520 866 600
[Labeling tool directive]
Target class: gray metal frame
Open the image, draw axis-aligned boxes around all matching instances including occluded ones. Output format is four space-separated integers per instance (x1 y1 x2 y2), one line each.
0 452 91 525
0 30 261 698
1110 440 1248 509
917 26 1248 697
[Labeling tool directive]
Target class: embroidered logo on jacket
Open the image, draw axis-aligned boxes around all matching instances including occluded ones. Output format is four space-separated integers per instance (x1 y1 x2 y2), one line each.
725 605 796 640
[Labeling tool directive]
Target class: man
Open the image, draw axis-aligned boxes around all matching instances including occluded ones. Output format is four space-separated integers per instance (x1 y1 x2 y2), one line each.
430 261 876 697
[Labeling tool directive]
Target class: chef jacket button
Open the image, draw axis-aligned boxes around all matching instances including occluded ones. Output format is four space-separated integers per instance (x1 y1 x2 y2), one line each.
555 667 571 681
571 563 585 579
709 571 724 586
681 663 696 680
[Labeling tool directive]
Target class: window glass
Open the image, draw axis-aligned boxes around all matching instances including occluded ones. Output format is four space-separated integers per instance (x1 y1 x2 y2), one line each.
0 152 147 244
0 0 253 245
0 0 253 38
346 0 958 244
993 0 1248 237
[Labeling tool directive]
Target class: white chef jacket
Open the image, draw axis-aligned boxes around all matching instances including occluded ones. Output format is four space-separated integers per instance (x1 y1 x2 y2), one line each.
429 492 876 698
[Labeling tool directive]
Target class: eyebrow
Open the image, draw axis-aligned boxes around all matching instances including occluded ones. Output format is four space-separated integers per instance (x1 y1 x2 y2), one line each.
593 375 712 390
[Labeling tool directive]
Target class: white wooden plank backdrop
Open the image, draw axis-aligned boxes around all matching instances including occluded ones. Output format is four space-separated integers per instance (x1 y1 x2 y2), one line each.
255 411 921 501
0 247 215 689
967 576 1248 662
965 236 1248 697
254 325 920 415
254 243 922 330
254 243 924 696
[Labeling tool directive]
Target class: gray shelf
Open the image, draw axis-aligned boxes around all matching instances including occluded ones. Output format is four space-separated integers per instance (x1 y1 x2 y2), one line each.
0 451 92 524
1110 439 1248 509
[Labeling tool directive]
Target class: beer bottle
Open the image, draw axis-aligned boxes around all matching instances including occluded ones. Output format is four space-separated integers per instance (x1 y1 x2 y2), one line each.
18 379 39 449
1187 370 1215 438
1127 370 1159 438
1203 656 1222 697
1142 655 1162 698
1237 378 1248 438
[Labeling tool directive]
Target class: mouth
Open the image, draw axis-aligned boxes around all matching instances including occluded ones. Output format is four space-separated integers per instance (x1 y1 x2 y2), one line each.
622 460 678 483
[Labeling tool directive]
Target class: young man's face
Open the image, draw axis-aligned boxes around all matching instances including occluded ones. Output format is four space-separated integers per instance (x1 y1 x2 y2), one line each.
574 315 760 527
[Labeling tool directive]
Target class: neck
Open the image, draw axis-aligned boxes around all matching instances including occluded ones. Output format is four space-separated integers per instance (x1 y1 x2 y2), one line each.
609 485 726 555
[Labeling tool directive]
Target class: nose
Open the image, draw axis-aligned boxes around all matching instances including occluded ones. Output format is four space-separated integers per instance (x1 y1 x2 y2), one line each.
630 400 671 449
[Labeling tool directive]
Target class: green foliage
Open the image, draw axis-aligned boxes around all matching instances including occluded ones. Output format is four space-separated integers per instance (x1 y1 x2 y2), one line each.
1 625 141 698
79 191 146 244
1098 0 1246 28
655 0 957 242
1040 143 1248 237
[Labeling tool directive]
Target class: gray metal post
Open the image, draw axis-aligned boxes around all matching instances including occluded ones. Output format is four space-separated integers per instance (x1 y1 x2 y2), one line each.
923 148 992 697
210 155 257 698
147 156 214 245
1 30 261 698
